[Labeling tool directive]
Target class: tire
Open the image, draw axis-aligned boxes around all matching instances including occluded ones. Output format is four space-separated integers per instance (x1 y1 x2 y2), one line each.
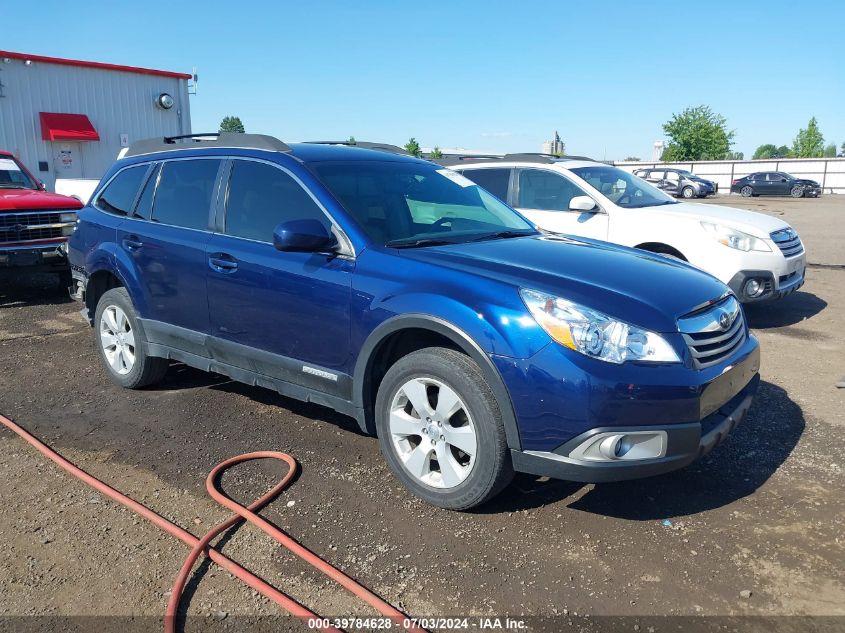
375 347 513 510
790 185 805 198
740 185 753 197
57 269 73 292
681 186 695 199
94 287 169 389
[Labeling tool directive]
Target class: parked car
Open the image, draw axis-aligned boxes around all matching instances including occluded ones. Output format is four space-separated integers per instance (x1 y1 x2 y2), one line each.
0 150 82 287
633 167 717 198
69 134 760 510
448 154 806 303
730 172 821 198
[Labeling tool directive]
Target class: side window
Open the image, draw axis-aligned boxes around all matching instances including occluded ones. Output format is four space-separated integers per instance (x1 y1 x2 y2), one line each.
665 171 680 183
151 159 221 230
96 165 148 215
225 160 328 242
646 170 664 181
517 169 590 211
133 163 161 220
767 172 785 181
460 168 510 201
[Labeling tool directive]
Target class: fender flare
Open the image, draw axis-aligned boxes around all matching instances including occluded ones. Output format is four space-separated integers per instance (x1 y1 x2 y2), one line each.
352 314 522 450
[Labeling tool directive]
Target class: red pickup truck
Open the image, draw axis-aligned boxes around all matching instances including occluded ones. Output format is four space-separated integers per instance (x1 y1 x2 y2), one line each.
1 150 83 288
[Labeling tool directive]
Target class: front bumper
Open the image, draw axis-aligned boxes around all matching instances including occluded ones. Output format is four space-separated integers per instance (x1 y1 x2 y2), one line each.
511 373 759 482
727 260 806 302
0 242 69 273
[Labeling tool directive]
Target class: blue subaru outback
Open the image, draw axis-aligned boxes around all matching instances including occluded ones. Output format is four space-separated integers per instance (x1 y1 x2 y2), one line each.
68 134 760 510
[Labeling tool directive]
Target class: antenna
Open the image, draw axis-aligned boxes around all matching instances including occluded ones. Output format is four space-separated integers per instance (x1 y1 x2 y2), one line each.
188 67 198 95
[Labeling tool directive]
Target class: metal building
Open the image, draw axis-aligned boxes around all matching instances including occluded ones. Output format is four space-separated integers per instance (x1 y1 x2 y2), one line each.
0 50 192 191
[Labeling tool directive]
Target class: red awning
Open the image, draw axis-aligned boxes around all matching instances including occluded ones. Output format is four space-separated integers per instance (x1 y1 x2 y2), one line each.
39 112 100 142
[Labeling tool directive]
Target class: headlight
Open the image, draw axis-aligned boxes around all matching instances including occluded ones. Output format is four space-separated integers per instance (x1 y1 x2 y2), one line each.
520 289 681 364
59 212 77 223
701 222 771 252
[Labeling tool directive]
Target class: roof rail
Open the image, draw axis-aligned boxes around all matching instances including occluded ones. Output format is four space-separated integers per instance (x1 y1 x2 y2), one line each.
433 155 504 166
305 140 410 156
435 152 598 167
124 132 292 157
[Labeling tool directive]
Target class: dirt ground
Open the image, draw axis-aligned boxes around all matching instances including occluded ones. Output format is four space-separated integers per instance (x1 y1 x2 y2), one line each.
0 194 843 632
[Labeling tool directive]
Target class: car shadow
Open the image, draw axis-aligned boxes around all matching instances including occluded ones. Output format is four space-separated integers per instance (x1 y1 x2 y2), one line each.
744 290 827 329
0 272 72 308
479 379 803 518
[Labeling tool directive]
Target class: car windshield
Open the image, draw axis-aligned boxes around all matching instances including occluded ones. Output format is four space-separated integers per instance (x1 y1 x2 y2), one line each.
569 165 678 209
0 157 36 189
312 161 537 247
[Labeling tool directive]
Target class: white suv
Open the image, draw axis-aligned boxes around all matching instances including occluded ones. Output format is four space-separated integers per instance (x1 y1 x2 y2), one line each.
448 155 806 303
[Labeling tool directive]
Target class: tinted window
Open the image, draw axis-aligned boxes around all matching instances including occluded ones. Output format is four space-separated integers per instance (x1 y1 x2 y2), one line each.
517 169 591 211
460 168 510 201
313 161 533 246
96 165 148 215
767 172 787 181
133 163 161 220
225 160 328 242
151 159 221 230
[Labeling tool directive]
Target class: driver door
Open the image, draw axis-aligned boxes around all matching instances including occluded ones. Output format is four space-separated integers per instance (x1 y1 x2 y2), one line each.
513 168 608 240
663 171 681 197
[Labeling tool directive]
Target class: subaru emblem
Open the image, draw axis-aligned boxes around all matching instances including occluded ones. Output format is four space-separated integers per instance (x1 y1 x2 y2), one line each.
718 311 731 330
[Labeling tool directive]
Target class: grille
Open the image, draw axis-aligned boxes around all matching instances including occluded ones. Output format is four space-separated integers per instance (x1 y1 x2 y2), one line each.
678 296 746 369
770 228 803 258
0 211 73 245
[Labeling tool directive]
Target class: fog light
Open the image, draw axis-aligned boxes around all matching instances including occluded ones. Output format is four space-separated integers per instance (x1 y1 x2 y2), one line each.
744 278 764 298
569 430 668 462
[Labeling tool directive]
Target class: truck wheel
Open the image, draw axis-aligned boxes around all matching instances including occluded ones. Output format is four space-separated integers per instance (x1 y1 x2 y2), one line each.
375 347 513 510
94 288 169 389
58 270 73 293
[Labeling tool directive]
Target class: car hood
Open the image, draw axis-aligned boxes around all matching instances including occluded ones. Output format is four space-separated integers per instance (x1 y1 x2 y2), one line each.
796 179 820 186
399 235 730 333
0 188 84 211
646 201 789 238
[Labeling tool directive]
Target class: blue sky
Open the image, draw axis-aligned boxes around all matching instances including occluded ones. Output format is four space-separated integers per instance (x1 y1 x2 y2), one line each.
4 0 843 159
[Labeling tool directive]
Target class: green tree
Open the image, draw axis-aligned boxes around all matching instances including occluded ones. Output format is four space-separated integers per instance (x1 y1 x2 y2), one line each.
429 146 444 159
219 116 245 133
753 144 779 159
823 143 837 157
777 145 793 158
347 136 357 145
660 105 735 161
624 156 641 161
840 141 845 156
404 137 422 158
725 151 744 160
792 117 825 158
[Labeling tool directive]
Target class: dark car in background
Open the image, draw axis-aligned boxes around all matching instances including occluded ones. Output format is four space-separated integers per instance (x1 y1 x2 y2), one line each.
633 168 717 198
731 172 821 198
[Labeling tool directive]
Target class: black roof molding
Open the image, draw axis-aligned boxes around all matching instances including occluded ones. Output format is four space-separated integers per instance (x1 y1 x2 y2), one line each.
305 140 410 156
125 133 292 157
435 152 598 167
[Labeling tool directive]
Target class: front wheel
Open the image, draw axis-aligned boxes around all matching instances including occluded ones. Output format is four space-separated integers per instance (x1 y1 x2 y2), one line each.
94 287 169 389
740 185 754 197
790 185 805 198
375 347 513 510
681 186 695 199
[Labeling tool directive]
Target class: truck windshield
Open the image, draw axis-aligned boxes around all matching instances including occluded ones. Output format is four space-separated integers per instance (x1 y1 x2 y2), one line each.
0 157 36 189
313 161 536 247
570 165 679 209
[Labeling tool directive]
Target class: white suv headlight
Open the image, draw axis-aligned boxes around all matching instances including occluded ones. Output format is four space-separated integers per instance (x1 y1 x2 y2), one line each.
520 289 681 364
701 222 771 252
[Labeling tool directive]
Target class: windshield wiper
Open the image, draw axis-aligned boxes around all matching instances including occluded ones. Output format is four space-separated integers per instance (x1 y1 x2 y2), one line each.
385 237 460 249
468 229 537 242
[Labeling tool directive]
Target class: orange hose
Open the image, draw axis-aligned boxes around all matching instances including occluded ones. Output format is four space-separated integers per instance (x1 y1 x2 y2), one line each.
0 413 426 633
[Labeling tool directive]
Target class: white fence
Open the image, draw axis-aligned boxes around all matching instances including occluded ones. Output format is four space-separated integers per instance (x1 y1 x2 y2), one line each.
613 158 845 194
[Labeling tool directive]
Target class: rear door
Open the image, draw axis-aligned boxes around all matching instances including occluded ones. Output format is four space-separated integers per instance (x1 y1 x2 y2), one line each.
116 157 222 337
206 158 353 384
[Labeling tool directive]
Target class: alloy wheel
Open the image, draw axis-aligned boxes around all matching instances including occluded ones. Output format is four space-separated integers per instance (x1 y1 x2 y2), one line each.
740 185 753 197
388 377 477 489
100 305 135 375
790 185 804 198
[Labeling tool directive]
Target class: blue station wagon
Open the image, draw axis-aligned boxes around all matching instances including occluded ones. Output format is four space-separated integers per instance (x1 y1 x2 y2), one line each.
68 134 760 509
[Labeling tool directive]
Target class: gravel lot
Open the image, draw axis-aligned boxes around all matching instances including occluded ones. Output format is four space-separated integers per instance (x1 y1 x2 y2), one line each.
0 194 843 632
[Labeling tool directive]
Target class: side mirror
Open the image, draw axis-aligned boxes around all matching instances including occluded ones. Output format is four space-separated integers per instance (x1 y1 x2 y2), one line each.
37 180 47 191
781 178 787 182
569 195 599 212
273 219 337 253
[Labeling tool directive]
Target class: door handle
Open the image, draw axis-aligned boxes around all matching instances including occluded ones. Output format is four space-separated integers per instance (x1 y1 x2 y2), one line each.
208 254 238 273
122 236 143 251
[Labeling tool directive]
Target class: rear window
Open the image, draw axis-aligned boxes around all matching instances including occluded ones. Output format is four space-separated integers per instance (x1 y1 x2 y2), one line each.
460 168 510 201
151 159 221 230
96 165 148 215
